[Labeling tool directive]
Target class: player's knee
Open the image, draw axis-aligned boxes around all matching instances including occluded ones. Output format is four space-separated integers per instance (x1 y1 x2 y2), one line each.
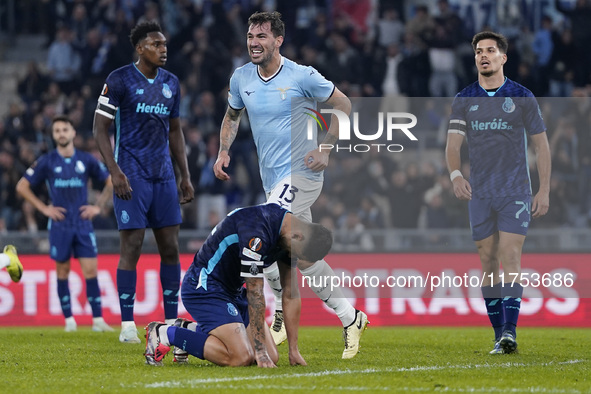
228 349 254 367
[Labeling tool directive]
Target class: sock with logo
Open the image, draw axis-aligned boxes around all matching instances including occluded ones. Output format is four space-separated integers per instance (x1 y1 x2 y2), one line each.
160 263 181 320
502 282 523 336
117 268 136 322
168 325 208 360
481 282 504 340
57 278 73 318
263 262 283 311
86 277 103 318
300 259 356 327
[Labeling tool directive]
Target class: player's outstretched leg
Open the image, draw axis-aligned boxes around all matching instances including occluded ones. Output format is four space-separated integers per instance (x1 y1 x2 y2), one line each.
144 322 171 366
172 318 197 364
2 245 23 283
342 309 369 359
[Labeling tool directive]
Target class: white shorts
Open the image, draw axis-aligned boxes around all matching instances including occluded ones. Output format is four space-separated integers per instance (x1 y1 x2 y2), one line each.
266 175 323 223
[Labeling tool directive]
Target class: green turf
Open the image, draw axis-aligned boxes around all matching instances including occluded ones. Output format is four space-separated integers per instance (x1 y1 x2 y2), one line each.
1 326 589 393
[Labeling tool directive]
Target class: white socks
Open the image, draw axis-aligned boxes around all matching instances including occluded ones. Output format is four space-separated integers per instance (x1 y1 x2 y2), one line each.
0 254 9 269
264 259 357 327
263 263 283 311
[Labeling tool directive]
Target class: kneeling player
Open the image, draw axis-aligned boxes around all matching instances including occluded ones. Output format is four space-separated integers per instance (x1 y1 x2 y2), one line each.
144 204 332 367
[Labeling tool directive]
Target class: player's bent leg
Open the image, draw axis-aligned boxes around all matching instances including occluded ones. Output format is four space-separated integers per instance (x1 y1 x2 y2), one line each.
207 323 254 366
171 318 196 363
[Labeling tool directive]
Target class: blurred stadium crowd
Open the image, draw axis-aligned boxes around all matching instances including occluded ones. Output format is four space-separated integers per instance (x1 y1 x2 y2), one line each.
1 0 591 239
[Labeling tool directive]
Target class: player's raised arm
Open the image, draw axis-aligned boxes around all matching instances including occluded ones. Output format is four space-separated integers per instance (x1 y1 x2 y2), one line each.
169 117 194 204
214 106 244 181
305 87 351 172
531 131 551 218
445 130 472 201
92 111 132 201
278 258 307 366
245 277 277 368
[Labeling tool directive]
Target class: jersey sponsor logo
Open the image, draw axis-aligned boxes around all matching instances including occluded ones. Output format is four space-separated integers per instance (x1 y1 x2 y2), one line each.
75 160 86 174
470 118 512 131
244 90 255 96
502 97 516 113
227 303 238 316
101 84 108 95
53 178 84 188
469 105 479 112
121 210 130 224
277 87 291 100
248 237 262 252
162 83 172 99
136 102 170 115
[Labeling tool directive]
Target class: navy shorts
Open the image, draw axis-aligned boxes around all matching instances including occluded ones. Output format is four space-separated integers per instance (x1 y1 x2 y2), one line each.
114 179 181 230
181 276 249 334
469 195 531 241
49 225 97 262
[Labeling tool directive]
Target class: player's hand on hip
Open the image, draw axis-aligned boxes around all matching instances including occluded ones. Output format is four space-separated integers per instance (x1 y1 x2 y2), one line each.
79 205 101 220
43 205 67 221
179 177 195 204
255 351 277 368
213 151 231 181
305 148 329 172
532 191 549 218
289 349 308 366
112 170 132 200
452 177 472 200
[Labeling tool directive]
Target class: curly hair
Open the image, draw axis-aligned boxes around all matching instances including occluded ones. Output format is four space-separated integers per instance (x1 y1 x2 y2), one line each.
129 21 162 48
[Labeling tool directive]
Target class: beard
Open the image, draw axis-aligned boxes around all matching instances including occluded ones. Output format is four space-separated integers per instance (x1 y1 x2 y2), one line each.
251 48 274 66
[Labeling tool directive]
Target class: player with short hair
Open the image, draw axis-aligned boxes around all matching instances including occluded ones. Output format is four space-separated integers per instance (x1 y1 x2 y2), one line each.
213 11 368 360
0 245 23 283
445 31 551 354
93 21 194 343
16 116 113 332
144 203 333 367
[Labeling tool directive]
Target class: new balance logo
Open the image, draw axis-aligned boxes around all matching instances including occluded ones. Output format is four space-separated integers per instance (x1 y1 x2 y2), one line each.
136 89 144 95
244 90 255 96
469 105 479 112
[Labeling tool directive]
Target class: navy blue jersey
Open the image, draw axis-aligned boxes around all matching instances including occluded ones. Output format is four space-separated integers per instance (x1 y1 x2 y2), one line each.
96 63 180 182
24 150 109 229
449 78 546 198
185 204 288 296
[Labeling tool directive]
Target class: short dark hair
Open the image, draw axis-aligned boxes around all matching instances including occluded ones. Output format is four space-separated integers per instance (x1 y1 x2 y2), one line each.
52 115 73 127
248 11 285 38
472 31 509 54
129 21 162 48
301 223 333 262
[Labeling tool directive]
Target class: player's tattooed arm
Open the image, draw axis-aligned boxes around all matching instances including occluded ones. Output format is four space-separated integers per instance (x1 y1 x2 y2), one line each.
245 277 276 368
219 106 244 153
214 106 244 181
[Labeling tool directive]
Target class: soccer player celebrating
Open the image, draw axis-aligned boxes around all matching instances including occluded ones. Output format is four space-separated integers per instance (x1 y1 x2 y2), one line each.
93 22 194 343
16 116 113 332
445 31 551 354
213 11 368 359
144 203 333 367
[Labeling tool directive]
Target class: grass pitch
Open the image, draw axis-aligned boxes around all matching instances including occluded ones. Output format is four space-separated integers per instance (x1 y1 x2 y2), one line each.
1 326 589 393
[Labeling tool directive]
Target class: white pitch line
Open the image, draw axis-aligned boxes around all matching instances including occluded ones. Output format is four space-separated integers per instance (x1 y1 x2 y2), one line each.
139 359 586 389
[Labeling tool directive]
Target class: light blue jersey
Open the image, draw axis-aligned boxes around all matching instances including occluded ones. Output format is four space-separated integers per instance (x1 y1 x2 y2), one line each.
228 57 335 193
